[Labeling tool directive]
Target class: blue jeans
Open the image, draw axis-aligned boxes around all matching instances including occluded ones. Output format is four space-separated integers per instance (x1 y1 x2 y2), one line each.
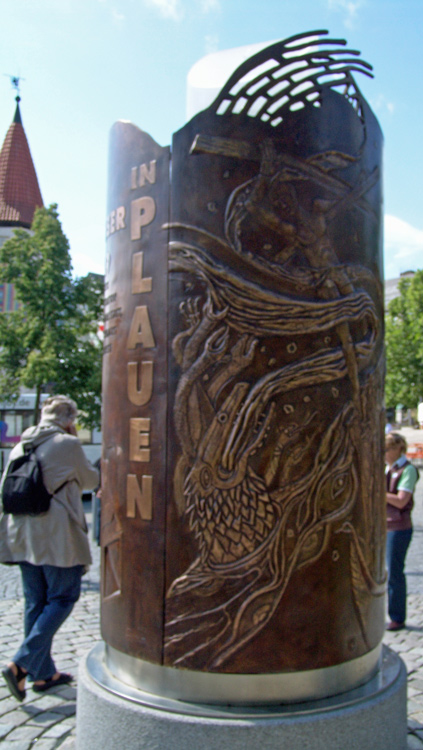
386 528 413 624
14 562 83 681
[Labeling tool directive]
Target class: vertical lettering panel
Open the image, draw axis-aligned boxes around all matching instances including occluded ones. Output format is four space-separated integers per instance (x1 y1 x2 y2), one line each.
101 122 169 662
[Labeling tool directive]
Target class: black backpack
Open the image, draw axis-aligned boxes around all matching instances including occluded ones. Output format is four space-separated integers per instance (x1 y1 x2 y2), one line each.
1 444 52 516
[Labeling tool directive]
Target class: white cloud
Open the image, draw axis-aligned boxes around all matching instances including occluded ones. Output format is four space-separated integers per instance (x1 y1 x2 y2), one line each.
384 214 423 279
95 0 125 23
143 0 184 20
71 251 105 278
112 8 125 21
204 33 219 55
141 0 220 22
327 0 365 29
371 93 395 116
199 0 221 12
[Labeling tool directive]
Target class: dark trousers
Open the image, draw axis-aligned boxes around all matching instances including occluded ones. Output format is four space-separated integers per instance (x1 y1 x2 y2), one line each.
13 562 83 681
386 528 413 624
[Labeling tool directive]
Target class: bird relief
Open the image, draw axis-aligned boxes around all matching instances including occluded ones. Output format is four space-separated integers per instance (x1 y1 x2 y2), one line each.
164 31 385 671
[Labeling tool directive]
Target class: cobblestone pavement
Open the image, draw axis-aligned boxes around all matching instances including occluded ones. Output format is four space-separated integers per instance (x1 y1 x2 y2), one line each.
0 429 423 749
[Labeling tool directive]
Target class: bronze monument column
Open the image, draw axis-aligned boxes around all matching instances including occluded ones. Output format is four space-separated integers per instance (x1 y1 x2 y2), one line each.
101 29 385 704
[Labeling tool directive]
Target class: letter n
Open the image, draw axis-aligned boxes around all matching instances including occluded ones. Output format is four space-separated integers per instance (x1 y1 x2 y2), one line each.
126 475 153 520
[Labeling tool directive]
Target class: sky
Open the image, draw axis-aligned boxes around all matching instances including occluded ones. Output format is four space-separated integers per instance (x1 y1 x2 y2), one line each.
0 0 422 281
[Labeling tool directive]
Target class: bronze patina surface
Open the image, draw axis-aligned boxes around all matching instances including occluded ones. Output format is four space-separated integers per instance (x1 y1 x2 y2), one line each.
101 123 170 660
102 31 385 678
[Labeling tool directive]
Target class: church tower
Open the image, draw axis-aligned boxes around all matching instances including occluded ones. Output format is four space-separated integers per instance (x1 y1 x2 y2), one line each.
0 95 43 311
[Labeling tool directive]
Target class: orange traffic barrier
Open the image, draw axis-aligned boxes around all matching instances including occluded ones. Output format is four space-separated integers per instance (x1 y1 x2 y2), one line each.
407 444 423 460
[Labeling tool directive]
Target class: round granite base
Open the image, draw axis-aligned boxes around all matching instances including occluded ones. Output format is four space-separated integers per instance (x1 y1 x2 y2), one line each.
76 644 407 750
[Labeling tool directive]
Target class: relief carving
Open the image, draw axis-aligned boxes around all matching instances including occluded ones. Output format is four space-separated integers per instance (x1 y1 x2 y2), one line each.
164 31 385 671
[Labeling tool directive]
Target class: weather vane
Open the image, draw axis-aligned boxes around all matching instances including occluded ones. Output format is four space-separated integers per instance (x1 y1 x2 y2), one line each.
4 74 25 102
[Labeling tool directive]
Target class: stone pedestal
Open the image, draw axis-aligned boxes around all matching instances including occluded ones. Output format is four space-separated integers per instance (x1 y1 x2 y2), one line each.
76 644 407 750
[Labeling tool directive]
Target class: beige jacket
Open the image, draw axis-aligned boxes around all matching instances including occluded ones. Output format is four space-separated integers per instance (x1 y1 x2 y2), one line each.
0 420 99 567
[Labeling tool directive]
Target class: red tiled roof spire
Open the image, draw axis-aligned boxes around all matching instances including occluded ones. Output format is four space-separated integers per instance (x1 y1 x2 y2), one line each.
0 97 43 227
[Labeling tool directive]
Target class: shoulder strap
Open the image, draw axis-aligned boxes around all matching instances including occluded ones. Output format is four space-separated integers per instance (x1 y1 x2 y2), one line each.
23 431 59 455
23 434 69 496
53 479 69 495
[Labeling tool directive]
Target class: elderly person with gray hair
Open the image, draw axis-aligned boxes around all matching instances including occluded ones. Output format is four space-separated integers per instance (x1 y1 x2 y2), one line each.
0 395 99 701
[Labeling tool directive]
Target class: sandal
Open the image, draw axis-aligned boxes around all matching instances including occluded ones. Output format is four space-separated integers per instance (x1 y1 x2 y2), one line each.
2 664 27 702
33 672 73 693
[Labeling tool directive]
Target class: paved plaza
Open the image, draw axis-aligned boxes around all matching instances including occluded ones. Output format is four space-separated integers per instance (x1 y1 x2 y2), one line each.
1 428 423 748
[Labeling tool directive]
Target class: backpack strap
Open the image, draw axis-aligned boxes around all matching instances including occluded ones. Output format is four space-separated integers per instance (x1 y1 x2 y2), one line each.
23 431 59 454
23 434 69 500
53 479 69 495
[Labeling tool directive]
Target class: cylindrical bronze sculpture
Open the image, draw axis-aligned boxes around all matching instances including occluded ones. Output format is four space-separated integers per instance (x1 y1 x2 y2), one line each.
101 30 385 704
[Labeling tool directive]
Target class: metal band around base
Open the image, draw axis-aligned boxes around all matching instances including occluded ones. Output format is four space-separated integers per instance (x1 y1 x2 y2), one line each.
98 642 382 707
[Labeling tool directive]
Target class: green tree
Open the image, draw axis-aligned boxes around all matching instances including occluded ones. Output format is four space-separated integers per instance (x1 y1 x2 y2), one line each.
385 269 423 409
0 204 103 428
